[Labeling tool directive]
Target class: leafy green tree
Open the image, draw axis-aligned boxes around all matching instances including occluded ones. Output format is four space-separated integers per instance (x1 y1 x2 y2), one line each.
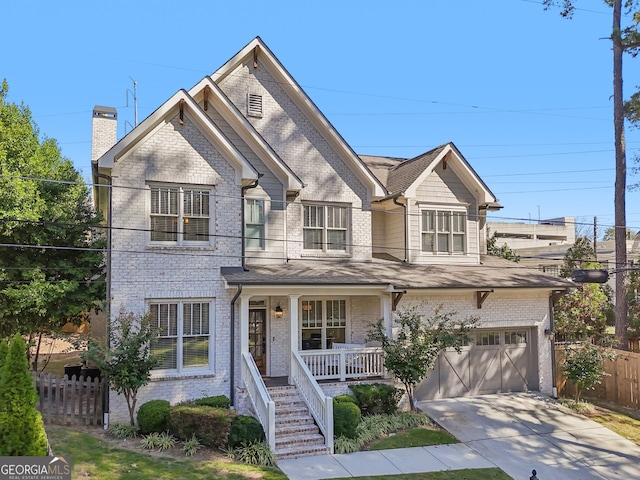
0 80 105 369
87 312 160 426
367 306 476 411
486 230 520 262
562 343 617 402
628 265 640 341
0 338 7 373
544 0 640 349
0 333 48 455
560 237 596 279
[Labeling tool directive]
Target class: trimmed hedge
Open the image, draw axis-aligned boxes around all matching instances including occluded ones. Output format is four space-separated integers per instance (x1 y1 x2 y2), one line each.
169 405 234 448
193 395 231 409
228 415 265 449
333 400 361 438
137 399 171 434
333 394 358 405
349 383 401 416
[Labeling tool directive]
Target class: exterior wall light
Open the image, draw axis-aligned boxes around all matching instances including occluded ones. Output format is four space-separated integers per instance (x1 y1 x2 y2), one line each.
274 305 283 317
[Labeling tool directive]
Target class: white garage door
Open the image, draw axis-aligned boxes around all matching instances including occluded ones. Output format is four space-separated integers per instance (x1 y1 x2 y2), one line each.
416 328 536 400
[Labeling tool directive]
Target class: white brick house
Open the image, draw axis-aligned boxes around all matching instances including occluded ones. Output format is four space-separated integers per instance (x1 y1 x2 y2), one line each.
92 37 573 456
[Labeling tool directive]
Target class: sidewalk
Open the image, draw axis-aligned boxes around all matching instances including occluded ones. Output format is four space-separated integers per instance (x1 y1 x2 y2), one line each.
277 443 494 480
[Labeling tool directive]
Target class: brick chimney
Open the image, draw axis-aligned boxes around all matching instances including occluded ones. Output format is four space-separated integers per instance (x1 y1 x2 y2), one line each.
91 106 117 162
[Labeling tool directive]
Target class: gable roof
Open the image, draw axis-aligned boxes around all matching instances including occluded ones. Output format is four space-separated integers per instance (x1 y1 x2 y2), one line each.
94 89 259 185
188 76 304 192
361 143 501 208
212 37 386 198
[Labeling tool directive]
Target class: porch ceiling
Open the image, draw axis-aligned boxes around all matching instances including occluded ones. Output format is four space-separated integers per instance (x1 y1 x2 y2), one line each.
221 255 575 291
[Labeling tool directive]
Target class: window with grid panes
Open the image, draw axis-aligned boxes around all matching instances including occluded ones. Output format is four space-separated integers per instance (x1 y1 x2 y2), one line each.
301 299 346 349
477 331 501 346
505 330 528 345
303 204 348 251
421 208 466 254
149 301 212 372
245 199 264 249
150 186 210 245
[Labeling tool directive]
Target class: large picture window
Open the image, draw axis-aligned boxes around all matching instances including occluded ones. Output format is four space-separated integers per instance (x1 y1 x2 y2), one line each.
303 204 348 252
421 209 466 254
149 300 212 372
301 299 347 349
150 186 211 244
245 199 264 249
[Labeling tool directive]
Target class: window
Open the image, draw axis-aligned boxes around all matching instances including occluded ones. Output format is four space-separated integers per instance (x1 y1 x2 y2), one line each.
303 204 348 252
150 186 210 245
245 199 264 249
301 299 347 349
421 209 466 254
247 93 263 117
149 300 212 372
505 331 528 345
477 331 501 346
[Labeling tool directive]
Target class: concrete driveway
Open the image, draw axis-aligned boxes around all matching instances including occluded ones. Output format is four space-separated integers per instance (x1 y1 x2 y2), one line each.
417 393 640 480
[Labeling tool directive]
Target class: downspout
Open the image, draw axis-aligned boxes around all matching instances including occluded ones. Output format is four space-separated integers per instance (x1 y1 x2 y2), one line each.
96 172 112 428
229 283 243 408
392 195 408 262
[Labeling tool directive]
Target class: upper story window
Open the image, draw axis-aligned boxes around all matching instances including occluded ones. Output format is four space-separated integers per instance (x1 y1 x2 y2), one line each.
150 186 211 245
421 209 466 254
149 300 213 373
303 204 348 252
245 198 265 249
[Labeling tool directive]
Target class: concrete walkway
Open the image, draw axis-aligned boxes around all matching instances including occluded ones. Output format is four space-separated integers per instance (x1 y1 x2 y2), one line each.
277 393 640 480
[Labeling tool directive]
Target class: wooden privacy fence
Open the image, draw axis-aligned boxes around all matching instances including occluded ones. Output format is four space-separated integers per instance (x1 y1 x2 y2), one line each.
555 346 640 410
33 372 106 426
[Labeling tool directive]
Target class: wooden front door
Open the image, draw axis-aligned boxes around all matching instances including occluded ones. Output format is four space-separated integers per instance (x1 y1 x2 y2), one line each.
249 309 267 375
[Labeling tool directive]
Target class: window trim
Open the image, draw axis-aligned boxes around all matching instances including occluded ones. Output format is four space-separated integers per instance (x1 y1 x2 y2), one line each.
420 205 467 255
302 203 350 254
299 297 350 350
148 298 215 376
148 184 214 247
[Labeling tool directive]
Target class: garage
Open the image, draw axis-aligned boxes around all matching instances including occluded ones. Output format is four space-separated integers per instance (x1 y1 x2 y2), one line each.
416 328 538 400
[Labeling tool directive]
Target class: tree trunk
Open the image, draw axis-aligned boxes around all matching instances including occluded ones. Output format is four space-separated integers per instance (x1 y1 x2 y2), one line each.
612 0 629 350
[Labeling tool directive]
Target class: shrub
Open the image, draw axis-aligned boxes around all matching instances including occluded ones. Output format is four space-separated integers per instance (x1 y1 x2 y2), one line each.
140 431 176 452
169 404 234 448
349 383 401 416
333 400 361 438
333 394 358 405
193 395 231 409
227 441 276 466
181 434 203 457
137 399 171 434
108 423 139 439
228 415 265 449
334 435 361 454
0 334 48 456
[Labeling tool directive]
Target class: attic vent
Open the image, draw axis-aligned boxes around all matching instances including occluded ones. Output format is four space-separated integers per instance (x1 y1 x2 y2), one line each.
247 93 263 117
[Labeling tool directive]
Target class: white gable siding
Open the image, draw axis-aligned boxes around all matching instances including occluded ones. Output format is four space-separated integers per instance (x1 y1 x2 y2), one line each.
372 208 405 261
408 163 480 265
107 114 242 422
218 61 372 261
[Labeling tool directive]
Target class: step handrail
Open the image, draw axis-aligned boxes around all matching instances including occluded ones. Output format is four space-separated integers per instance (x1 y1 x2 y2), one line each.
241 352 276 450
291 350 334 453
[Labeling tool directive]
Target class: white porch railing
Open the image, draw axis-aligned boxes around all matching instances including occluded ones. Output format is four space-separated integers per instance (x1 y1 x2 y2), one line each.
291 350 334 454
299 346 385 381
241 352 276 451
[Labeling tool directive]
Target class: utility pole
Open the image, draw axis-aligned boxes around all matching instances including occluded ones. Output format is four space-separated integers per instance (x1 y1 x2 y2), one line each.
594 216 598 262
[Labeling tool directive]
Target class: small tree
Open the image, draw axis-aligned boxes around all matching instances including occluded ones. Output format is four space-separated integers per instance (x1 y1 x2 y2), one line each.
562 342 616 403
0 333 48 455
87 312 160 426
367 305 477 411
486 230 520 262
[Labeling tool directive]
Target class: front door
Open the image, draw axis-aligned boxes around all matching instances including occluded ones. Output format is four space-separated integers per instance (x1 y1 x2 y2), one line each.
249 309 267 375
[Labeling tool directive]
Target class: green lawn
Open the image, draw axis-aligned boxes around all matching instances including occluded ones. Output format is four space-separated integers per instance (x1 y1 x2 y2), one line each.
368 428 458 450
45 425 287 480
333 469 512 480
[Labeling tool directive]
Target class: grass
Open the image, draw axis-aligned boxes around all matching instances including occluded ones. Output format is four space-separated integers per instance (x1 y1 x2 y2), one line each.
45 425 287 480
368 428 458 450
333 469 512 479
584 404 640 445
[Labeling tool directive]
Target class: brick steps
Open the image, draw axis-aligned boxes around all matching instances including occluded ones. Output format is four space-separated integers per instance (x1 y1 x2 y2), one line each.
268 385 329 460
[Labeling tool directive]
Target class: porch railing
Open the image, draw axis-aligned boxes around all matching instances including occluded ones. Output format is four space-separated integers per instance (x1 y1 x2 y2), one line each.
241 352 276 451
291 350 334 454
299 346 385 381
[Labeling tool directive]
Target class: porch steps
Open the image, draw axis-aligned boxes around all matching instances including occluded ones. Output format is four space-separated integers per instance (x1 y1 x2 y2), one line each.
268 385 329 460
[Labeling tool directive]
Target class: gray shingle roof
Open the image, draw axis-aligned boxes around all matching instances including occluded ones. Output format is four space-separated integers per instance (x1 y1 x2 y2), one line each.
221 256 574 290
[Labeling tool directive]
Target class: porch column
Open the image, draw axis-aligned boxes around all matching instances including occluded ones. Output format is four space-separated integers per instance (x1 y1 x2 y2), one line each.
239 294 251 356
288 294 300 384
380 295 393 337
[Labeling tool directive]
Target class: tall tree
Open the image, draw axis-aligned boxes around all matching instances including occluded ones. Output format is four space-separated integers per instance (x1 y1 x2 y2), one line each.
544 0 640 349
0 80 105 365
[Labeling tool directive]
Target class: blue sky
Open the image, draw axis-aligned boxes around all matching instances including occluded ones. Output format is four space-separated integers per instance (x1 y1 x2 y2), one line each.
4 0 640 235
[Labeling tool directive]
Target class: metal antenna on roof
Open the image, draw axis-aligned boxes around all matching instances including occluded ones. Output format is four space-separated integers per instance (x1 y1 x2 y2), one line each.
126 77 138 127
